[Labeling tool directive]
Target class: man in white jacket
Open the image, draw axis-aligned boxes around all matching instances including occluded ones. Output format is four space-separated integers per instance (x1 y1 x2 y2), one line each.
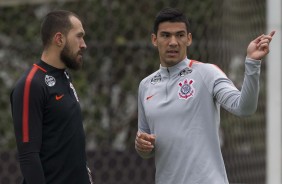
135 7 275 184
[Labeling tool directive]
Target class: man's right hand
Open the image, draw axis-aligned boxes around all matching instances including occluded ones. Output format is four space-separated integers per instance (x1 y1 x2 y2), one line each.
135 132 156 153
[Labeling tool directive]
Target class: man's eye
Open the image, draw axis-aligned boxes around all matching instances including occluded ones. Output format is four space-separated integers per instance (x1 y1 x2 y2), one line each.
162 34 170 38
177 34 185 37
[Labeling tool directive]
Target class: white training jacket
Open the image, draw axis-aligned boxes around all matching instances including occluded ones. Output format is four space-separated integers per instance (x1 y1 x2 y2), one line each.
137 57 261 184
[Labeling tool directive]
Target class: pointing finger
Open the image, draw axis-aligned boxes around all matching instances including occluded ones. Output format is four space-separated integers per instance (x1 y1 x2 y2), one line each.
269 30 275 37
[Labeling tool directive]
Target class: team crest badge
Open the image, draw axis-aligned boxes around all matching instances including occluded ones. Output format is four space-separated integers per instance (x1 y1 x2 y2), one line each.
178 79 195 100
45 75 56 87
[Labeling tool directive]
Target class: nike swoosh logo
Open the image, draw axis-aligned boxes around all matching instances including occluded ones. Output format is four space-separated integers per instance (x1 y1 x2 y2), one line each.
55 94 64 100
146 94 155 100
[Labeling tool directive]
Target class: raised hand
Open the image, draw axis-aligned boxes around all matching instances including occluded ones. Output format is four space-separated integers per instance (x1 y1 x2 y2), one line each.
246 31 275 60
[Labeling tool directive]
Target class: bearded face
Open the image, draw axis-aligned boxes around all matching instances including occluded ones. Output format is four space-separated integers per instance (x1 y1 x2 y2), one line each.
60 40 84 70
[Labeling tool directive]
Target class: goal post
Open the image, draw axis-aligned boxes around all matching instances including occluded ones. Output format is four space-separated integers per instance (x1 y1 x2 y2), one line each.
266 0 282 184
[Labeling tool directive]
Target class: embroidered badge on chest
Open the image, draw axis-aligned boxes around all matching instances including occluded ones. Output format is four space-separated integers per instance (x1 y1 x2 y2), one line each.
178 78 195 100
151 72 161 85
179 67 192 77
45 75 56 87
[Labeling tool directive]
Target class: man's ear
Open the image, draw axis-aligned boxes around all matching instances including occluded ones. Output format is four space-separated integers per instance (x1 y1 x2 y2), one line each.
151 33 158 47
186 33 192 47
54 32 64 47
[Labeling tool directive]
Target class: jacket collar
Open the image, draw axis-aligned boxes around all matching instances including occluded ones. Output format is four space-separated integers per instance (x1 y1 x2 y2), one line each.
159 58 190 77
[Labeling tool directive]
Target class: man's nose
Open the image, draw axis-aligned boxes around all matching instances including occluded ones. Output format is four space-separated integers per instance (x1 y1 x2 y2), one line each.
81 39 87 49
169 36 178 46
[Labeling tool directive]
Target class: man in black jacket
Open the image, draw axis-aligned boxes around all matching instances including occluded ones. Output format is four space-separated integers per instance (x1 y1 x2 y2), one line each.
10 10 93 184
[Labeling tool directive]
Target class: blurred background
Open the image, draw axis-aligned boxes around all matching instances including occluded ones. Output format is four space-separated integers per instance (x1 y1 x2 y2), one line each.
0 0 280 184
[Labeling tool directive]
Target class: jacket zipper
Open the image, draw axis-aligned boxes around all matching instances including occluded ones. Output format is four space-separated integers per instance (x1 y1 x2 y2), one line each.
166 68 170 100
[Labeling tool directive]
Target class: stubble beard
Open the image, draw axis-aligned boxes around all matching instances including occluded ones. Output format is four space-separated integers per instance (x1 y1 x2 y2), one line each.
60 43 82 71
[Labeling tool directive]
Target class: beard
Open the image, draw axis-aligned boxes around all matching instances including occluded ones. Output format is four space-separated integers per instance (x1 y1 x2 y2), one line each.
60 43 83 70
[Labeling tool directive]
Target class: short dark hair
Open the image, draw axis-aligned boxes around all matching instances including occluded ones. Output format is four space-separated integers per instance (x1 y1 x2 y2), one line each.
40 10 81 48
153 7 190 35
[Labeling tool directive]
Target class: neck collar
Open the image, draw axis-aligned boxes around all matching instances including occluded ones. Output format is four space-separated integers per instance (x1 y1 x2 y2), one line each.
159 58 190 77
